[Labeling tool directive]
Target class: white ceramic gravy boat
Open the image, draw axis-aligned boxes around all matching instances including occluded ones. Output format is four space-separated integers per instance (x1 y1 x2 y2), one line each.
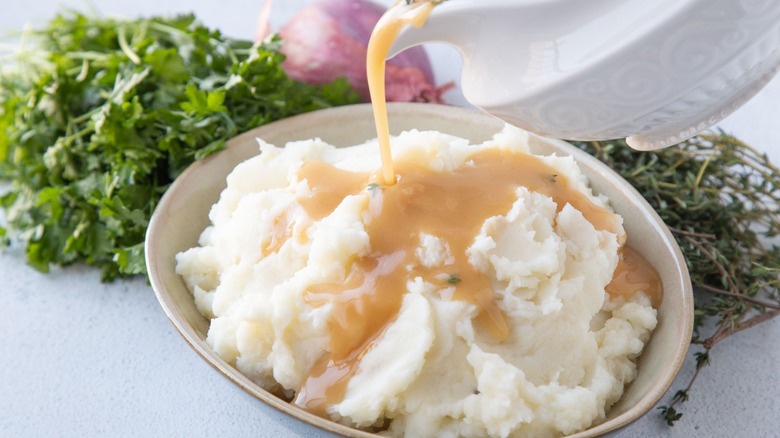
391 0 780 150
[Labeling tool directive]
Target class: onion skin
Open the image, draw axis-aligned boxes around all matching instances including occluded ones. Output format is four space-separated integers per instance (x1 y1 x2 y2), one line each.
259 0 451 103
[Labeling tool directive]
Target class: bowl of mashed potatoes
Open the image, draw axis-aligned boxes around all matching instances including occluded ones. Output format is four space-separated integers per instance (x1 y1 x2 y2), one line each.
145 102 693 437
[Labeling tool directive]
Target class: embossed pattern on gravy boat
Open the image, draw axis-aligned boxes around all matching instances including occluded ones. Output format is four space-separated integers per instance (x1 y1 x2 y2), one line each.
145 103 693 437
390 0 780 151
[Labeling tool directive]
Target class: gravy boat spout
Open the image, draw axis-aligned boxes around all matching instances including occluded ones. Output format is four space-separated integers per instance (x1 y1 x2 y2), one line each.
390 0 780 150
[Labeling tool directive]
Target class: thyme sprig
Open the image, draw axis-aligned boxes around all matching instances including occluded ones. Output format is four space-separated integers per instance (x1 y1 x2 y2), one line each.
573 133 780 425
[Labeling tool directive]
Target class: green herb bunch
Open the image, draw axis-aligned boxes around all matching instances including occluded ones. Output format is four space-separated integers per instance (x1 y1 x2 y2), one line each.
574 134 780 424
0 13 359 280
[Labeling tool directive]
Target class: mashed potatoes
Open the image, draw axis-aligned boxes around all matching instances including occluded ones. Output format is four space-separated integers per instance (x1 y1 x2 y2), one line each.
176 126 658 437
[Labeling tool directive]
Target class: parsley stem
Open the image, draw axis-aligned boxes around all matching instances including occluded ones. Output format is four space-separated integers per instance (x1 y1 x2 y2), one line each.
117 26 141 65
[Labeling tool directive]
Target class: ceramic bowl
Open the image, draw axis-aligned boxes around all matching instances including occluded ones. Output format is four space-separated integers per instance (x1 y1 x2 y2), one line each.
145 103 693 437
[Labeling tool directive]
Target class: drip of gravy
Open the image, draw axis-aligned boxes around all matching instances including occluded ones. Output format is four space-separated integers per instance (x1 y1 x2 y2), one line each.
607 246 663 308
264 210 297 255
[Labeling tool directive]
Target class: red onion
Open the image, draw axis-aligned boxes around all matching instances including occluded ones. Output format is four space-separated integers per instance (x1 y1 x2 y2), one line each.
257 0 452 103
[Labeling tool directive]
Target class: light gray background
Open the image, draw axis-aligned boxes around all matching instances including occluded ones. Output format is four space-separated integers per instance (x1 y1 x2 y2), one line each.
1 1 779 437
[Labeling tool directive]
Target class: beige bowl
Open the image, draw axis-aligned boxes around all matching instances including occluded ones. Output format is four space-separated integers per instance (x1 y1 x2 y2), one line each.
145 103 693 437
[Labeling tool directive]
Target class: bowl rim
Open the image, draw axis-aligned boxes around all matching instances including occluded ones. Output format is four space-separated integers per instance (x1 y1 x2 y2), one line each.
145 102 693 437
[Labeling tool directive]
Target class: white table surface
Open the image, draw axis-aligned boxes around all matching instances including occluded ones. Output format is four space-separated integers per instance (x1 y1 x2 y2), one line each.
2 1 779 437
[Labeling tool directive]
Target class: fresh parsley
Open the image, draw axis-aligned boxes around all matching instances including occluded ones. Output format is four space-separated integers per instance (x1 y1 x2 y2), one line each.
0 12 359 280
